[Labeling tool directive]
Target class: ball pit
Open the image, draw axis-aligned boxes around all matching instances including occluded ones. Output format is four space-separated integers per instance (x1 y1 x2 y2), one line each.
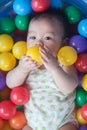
0 0 87 129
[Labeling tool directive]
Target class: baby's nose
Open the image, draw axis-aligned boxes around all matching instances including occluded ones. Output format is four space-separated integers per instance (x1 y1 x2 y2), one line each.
36 39 44 46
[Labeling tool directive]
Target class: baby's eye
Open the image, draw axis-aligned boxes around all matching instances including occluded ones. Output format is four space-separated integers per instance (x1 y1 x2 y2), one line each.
29 36 36 40
44 36 52 40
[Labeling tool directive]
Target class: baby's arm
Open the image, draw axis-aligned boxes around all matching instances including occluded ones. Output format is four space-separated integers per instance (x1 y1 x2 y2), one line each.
40 45 78 95
51 65 78 94
6 55 39 89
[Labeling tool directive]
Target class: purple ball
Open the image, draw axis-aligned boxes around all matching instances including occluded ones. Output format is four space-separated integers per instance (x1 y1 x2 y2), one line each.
69 35 87 54
79 125 87 130
0 71 6 90
78 72 84 88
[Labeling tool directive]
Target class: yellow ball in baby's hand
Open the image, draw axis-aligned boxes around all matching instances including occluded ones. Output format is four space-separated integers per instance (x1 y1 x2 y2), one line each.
57 46 77 66
26 45 42 65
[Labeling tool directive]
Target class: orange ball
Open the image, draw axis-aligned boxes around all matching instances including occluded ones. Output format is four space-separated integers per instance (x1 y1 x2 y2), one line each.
0 86 11 100
0 117 4 129
9 111 27 129
2 121 13 130
76 108 87 125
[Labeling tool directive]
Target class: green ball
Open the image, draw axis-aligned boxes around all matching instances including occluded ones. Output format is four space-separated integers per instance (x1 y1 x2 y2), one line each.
64 6 82 24
15 15 30 30
75 88 87 107
16 105 24 110
0 17 15 34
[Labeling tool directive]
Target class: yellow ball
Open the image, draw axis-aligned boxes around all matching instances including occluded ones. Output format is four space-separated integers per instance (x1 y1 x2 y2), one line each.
82 74 87 91
0 34 14 52
12 41 27 59
26 45 42 65
0 52 16 71
57 46 77 66
76 108 87 125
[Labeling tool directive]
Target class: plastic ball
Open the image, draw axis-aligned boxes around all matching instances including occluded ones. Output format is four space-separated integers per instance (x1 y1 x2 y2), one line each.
64 6 82 24
0 71 6 90
26 45 42 65
15 15 30 31
12 41 27 59
81 104 87 121
0 100 16 120
76 108 87 125
82 74 87 91
0 118 4 129
57 46 77 66
0 86 11 100
0 52 16 71
69 35 87 54
2 121 13 130
50 0 62 9
0 34 14 52
0 17 15 34
78 72 84 88
78 19 87 38
13 0 32 15
75 88 87 107
10 86 30 105
31 0 50 12
9 111 27 129
79 125 87 130
75 53 87 73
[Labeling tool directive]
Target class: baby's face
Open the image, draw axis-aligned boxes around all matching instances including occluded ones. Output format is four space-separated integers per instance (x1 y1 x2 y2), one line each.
27 17 64 56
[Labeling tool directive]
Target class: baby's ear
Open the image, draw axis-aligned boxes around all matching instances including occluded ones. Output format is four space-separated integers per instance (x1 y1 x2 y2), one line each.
62 37 69 46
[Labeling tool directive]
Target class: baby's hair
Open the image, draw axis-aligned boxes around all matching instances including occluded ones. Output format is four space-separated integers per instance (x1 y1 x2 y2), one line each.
30 8 71 39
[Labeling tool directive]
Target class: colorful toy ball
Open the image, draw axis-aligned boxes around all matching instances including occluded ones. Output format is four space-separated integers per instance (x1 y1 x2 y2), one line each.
31 0 50 12
64 5 82 24
50 0 62 9
26 45 42 65
0 52 16 71
9 111 27 129
0 100 16 120
10 86 30 105
75 53 87 73
0 71 6 90
57 46 77 66
12 41 27 59
75 88 87 107
0 17 15 34
0 34 14 53
78 19 87 38
81 104 87 121
82 74 87 91
79 125 87 130
15 15 30 31
69 35 87 54
13 0 32 15
0 118 4 129
76 108 87 125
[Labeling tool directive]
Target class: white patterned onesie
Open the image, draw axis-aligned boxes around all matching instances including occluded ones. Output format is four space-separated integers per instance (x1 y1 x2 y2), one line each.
24 69 78 130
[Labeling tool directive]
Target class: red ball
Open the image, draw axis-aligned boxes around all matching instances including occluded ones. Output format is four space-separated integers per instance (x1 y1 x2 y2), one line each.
81 104 87 120
0 100 16 119
31 0 50 12
10 86 30 105
75 53 87 73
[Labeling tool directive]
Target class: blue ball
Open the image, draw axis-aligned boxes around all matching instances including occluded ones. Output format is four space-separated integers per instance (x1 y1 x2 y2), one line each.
78 19 87 38
50 0 62 9
13 0 32 15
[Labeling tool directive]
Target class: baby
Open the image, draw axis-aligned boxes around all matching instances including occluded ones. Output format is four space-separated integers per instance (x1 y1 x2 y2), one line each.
6 9 78 130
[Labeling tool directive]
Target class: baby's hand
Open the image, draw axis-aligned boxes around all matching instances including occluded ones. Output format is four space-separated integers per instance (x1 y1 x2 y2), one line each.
40 44 59 72
18 55 40 73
